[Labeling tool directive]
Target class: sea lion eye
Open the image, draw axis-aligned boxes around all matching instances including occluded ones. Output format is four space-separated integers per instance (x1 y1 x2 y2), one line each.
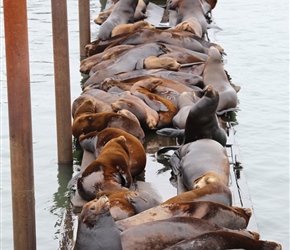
90 206 95 210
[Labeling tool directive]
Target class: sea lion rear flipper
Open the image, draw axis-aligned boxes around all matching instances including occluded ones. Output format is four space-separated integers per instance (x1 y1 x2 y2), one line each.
67 171 83 189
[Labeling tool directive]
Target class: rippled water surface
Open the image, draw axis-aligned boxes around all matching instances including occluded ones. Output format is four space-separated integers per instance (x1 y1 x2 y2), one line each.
1 0 289 249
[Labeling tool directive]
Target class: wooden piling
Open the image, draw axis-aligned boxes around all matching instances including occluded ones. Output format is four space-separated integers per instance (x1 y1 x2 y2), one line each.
3 0 37 249
78 0 91 59
51 0 73 164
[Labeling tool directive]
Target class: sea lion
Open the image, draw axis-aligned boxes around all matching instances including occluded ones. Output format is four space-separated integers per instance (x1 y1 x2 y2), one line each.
98 0 139 39
73 196 122 250
94 4 115 25
111 20 154 37
166 0 208 37
79 127 146 176
162 182 232 206
72 96 112 119
165 231 282 250
143 55 181 71
172 90 199 129
169 139 230 191
130 79 178 128
80 44 134 74
72 111 145 143
173 17 203 38
83 43 169 89
116 200 252 231
183 84 227 146
203 46 238 114
157 85 227 146
120 217 257 250
77 136 133 201
96 189 161 220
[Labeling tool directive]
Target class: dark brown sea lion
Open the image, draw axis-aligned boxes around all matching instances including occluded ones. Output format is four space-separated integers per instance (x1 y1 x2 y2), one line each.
169 139 230 191
157 85 227 146
72 111 145 143
116 200 252 231
98 0 139 39
83 43 169 89
162 182 232 206
165 231 282 250
79 127 146 176
183 84 227 146
73 196 122 250
203 46 238 114
120 216 257 250
77 136 133 201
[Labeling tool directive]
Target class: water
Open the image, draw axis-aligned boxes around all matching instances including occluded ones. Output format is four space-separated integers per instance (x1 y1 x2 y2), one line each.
0 0 289 249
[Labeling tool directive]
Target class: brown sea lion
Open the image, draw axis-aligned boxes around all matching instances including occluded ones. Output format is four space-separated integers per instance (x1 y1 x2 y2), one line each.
98 0 139 39
165 231 282 250
73 196 122 250
111 92 159 130
72 96 113 119
72 111 145 143
79 127 146 176
162 182 232 206
203 46 238 114
77 136 133 201
130 79 178 128
169 139 230 191
116 200 252 231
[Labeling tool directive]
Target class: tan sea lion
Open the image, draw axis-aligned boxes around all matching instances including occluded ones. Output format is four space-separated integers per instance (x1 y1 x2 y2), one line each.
116 200 252 231
111 20 154 37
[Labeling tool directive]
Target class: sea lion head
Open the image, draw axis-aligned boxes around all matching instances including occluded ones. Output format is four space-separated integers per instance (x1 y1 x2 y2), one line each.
80 196 111 227
193 171 225 189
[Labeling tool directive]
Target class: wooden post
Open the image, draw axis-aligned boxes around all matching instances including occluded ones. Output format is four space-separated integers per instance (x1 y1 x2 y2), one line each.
78 0 91 59
51 0 73 164
3 0 37 249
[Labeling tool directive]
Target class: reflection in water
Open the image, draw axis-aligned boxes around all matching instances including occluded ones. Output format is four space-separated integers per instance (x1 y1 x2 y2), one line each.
50 163 75 248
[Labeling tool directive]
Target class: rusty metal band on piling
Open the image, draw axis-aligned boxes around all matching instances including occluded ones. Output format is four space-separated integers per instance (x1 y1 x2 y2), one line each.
3 0 37 249
51 0 73 164
78 0 91 59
